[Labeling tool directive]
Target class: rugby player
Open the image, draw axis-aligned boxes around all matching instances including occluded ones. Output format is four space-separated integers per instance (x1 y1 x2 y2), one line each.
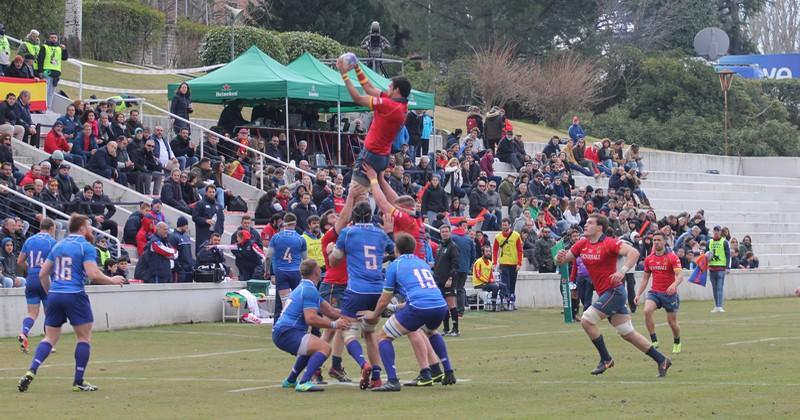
556 215 672 377
272 259 351 392
359 233 456 391
328 200 393 390
265 213 307 320
634 232 684 354
16 218 57 353
319 184 365 382
336 57 410 187
18 214 126 393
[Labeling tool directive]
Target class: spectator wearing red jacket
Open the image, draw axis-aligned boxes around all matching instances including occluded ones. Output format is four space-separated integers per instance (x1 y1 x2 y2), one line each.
479 149 502 185
19 164 47 187
44 121 84 166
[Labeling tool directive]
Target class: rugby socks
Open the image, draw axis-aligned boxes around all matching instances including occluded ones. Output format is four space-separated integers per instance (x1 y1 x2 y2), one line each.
443 313 450 332
21 317 34 336
674 337 681 344
650 333 658 342
591 335 613 362
371 365 382 381
429 334 452 372
429 363 442 378
346 340 367 368
287 355 309 382
378 340 397 381
29 341 53 373
74 342 91 385
645 346 666 365
420 367 432 381
299 352 327 384
450 308 459 332
331 355 343 371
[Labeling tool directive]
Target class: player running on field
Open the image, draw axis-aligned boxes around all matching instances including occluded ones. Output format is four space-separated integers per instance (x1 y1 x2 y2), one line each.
328 199 393 390
556 214 672 377
319 184 365 382
266 213 307 320
634 232 684 354
359 233 456 392
16 218 57 353
18 214 126 393
336 56 410 188
273 259 351 392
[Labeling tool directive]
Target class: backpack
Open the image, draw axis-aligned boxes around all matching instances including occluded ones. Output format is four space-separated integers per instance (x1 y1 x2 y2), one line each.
227 195 248 212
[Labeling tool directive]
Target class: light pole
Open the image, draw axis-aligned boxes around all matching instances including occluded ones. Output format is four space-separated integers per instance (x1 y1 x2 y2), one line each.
717 69 734 156
225 4 243 61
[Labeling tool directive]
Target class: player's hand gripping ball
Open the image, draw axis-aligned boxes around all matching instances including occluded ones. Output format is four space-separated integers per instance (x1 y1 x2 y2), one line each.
340 52 358 70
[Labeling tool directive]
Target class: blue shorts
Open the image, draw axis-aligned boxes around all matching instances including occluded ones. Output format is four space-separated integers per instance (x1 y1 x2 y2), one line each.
646 291 680 313
45 292 94 327
272 327 307 356
274 270 301 291
319 282 346 308
592 285 630 317
24 276 47 305
340 290 381 318
352 149 390 185
394 305 448 332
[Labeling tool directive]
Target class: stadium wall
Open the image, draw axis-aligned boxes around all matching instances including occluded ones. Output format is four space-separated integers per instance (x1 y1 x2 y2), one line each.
514 268 800 309
0 282 247 338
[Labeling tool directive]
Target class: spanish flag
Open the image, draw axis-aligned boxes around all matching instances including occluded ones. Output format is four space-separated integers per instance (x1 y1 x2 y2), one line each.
0 77 47 111
688 251 711 287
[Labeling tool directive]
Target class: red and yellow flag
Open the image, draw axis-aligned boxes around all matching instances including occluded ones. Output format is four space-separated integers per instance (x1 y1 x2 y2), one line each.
0 77 47 111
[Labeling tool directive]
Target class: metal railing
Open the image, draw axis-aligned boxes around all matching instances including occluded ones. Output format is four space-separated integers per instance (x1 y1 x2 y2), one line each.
141 102 441 233
0 185 122 258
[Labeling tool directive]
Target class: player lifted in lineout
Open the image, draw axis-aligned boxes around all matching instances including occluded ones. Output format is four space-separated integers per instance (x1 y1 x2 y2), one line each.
634 232 684 354
19 215 126 393
336 53 411 188
556 215 672 377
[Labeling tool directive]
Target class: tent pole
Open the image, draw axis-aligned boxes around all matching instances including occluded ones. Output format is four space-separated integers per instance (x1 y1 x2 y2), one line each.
337 101 342 166
285 96 290 161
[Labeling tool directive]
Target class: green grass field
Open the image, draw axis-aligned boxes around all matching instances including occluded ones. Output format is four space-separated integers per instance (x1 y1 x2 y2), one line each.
2 297 799 419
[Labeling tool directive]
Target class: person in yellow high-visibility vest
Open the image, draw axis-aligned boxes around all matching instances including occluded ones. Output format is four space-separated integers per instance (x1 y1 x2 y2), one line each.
18 30 40 69
0 24 11 75
302 215 325 273
707 225 731 313
36 32 68 110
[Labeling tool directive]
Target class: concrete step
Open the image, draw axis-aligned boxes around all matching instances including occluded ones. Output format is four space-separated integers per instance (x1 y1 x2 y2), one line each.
756 254 800 268
640 170 800 186
593 186 800 203
655 209 799 223
649 198 799 212
578 178 800 195
749 243 800 254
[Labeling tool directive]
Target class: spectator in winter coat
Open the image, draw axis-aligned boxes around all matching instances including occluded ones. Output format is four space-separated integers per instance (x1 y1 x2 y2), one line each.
533 227 556 273
71 123 97 164
568 115 585 143
170 82 193 135
136 222 178 283
44 121 84 165
421 175 448 222
480 149 502 186
192 185 225 253
170 128 198 170
469 180 497 228
233 230 266 281
168 216 195 282
483 106 504 151
542 136 561 159
54 163 79 201
496 130 522 171
56 104 81 141
289 192 317 234
498 174 516 207
124 110 144 138
318 184 346 215
160 168 191 214
123 202 150 245
130 138 164 195
86 141 118 180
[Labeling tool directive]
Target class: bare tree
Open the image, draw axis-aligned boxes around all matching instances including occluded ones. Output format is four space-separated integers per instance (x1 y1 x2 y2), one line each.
468 41 528 111
522 53 604 127
748 0 800 53
593 0 682 53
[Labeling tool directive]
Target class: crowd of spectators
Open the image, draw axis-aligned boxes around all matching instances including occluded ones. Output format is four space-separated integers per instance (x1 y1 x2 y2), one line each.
0 89 762 290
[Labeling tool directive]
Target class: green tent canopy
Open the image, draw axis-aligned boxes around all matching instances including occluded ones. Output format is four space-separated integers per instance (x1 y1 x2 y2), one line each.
286 52 435 110
167 46 339 104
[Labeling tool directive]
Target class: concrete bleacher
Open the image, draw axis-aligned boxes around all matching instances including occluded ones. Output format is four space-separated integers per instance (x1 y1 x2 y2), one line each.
486 159 800 269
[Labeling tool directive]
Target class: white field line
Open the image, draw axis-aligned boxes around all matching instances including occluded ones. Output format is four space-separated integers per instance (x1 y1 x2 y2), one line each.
148 330 263 339
725 336 800 346
0 348 267 372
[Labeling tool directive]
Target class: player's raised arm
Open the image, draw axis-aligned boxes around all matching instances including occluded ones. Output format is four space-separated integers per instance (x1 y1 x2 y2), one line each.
334 183 364 234
362 163 397 215
336 58 373 108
